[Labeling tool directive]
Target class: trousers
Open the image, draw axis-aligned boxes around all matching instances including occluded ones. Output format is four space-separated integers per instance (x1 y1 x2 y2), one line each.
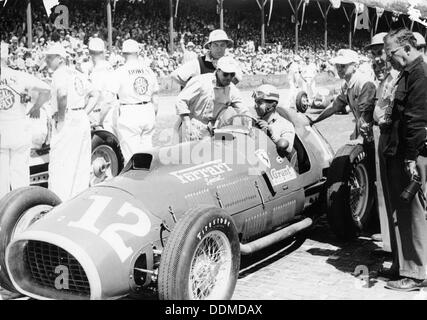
48 110 91 202
0 119 31 199
381 134 427 280
116 103 155 164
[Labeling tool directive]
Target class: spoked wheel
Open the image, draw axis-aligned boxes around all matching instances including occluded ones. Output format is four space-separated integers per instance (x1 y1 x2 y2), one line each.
90 144 119 186
158 206 240 300
349 162 370 229
188 230 233 300
326 144 375 240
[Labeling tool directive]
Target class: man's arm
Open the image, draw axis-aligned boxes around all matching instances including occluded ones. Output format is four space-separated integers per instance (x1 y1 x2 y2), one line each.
357 81 376 124
312 92 347 124
170 60 200 88
403 75 427 161
25 74 51 118
85 89 101 115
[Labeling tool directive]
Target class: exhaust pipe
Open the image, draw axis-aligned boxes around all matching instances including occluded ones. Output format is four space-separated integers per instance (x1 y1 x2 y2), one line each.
240 217 312 255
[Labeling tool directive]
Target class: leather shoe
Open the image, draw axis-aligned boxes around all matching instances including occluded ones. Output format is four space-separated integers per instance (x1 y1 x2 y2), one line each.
377 267 400 280
385 277 426 292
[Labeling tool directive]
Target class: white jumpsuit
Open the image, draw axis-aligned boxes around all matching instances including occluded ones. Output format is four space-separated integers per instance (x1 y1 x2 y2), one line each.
48 65 92 201
0 67 47 198
111 60 159 164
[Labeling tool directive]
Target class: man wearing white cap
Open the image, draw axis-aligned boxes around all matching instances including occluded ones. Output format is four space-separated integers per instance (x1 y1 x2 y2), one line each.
171 29 242 88
85 37 116 127
46 43 100 201
0 42 51 200
413 32 427 62
175 56 248 141
109 39 159 164
312 48 377 143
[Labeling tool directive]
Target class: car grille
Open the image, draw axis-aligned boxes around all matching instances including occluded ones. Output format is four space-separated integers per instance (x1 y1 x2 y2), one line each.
24 240 90 297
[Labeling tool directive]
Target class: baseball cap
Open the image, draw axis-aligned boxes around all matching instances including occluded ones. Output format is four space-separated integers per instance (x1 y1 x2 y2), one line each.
122 39 139 53
216 56 238 73
1 42 8 60
88 37 105 52
365 32 387 50
413 32 426 47
330 49 359 65
204 29 234 49
45 43 67 58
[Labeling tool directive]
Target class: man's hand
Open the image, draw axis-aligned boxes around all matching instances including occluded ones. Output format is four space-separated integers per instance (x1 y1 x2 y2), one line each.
182 121 201 141
359 120 374 142
257 119 272 137
404 160 418 178
27 105 41 119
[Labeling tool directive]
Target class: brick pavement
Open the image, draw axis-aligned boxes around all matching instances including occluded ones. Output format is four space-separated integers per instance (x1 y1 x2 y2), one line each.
233 217 427 300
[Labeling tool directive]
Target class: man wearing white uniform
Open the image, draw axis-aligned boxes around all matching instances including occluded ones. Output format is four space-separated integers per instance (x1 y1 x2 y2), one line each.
86 37 116 128
46 43 100 201
111 39 159 164
0 42 50 199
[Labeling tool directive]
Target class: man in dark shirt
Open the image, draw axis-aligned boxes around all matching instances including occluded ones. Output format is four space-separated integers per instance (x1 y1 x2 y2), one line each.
382 28 427 291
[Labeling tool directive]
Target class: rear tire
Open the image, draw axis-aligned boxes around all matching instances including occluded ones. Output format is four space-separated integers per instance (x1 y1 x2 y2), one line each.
158 206 240 300
295 91 309 113
326 144 375 240
0 187 61 292
90 131 124 186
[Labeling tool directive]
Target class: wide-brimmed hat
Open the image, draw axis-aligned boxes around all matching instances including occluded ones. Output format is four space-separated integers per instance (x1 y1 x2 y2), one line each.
330 49 359 65
88 37 105 52
364 32 387 50
204 29 233 49
413 32 426 47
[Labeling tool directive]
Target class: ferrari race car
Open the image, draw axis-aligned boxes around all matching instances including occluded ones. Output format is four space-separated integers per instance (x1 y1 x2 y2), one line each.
0 107 375 300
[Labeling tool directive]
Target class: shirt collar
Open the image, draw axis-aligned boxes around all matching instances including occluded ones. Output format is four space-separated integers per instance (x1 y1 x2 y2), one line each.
404 55 424 73
265 112 278 124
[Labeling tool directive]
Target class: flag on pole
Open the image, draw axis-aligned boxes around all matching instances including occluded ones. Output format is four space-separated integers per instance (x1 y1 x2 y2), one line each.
43 0 59 17
329 0 340 9
354 3 369 32
175 0 179 17
267 0 274 26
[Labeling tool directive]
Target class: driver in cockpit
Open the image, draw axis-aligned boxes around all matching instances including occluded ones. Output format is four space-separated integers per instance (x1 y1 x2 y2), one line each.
253 84 296 158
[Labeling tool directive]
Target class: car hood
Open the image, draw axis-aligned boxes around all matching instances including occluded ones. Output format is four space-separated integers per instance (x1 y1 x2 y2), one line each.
6 186 162 300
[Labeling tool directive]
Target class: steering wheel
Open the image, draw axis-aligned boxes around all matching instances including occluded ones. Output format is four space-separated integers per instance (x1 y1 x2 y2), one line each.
224 114 258 127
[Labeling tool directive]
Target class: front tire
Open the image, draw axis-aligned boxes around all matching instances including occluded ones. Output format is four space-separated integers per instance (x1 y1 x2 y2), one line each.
0 187 61 292
325 144 375 240
158 206 240 300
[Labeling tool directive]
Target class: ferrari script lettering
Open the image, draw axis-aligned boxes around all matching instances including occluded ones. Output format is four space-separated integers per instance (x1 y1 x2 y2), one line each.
170 160 232 184
270 166 297 186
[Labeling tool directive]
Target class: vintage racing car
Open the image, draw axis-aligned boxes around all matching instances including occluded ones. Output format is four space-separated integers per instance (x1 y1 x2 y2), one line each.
0 107 375 300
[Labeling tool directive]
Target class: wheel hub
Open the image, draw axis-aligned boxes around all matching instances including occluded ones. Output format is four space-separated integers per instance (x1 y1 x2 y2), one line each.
92 157 110 178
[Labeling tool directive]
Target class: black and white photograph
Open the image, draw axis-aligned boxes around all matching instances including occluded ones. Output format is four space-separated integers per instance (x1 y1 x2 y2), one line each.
1 0 427 308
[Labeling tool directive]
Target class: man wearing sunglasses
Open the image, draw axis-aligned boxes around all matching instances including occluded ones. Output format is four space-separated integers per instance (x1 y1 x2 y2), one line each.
364 31 400 266
380 28 427 292
175 56 248 142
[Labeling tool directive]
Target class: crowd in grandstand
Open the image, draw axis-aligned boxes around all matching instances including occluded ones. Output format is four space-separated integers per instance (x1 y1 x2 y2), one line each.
0 0 372 79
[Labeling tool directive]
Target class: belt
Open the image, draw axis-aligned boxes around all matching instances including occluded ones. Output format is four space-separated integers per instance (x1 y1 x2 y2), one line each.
120 101 150 105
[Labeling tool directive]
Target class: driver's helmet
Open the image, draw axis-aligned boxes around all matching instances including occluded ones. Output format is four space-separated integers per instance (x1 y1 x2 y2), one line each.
252 84 280 103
